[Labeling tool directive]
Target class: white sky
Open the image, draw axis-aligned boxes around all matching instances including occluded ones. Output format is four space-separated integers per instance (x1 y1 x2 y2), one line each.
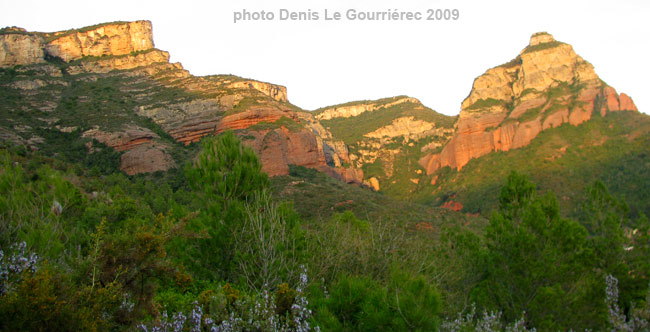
2 0 648 115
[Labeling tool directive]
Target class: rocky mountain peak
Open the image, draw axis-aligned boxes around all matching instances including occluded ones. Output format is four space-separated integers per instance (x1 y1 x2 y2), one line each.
529 32 555 46
420 32 638 175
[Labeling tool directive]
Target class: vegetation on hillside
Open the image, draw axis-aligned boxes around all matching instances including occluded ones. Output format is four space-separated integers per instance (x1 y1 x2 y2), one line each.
319 100 455 144
1 131 649 331
423 111 650 220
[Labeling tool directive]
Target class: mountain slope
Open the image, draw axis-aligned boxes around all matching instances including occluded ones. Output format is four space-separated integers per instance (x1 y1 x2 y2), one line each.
0 21 361 182
316 32 647 217
420 111 650 218
419 32 638 175
315 96 456 192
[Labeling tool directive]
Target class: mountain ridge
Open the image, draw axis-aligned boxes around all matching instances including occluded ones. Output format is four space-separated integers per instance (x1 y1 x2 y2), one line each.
0 21 645 215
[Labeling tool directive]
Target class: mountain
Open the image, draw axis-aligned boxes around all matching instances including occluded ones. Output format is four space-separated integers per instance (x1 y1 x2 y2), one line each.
0 21 359 182
317 32 647 217
1 22 648 218
419 32 638 174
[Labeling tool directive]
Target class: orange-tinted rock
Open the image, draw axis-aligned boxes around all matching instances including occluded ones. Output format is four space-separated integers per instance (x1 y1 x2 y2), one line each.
82 125 158 151
543 108 569 130
242 126 328 177
603 86 620 114
569 105 592 126
215 108 295 135
419 33 640 175
511 97 546 119
82 126 175 175
512 118 542 149
619 93 638 111
120 143 175 175
492 122 517 151
45 21 154 62
441 200 463 212
325 167 365 184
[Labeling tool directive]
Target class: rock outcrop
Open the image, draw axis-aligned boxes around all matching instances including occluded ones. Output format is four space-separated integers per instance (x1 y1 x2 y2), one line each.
364 116 452 142
315 96 419 120
45 21 154 62
245 126 327 176
420 32 638 175
1 21 154 67
227 80 288 102
65 49 171 74
82 125 175 175
0 30 45 67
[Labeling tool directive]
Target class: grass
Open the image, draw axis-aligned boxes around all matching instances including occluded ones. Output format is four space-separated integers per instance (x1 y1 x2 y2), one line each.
522 41 566 54
465 98 506 111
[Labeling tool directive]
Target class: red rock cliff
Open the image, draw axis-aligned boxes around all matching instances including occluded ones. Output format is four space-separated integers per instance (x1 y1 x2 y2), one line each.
420 32 638 175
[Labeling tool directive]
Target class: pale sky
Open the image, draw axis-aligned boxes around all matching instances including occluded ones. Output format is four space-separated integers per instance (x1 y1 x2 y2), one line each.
2 0 648 115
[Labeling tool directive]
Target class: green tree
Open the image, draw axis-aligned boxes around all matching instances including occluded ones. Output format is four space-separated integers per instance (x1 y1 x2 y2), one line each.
472 171 602 331
233 190 303 291
186 130 268 209
312 272 440 332
185 131 270 280
581 180 650 314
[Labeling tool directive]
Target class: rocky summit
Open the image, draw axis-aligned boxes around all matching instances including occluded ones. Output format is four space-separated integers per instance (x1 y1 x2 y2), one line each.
418 32 638 175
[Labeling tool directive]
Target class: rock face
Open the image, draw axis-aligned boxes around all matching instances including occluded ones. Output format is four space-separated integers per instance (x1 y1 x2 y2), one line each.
227 80 288 102
0 31 45 67
364 116 447 142
1 21 154 67
419 32 639 175
45 21 154 62
315 96 419 120
120 143 175 175
242 127 328 176
65 49 170 73
82 125 175 175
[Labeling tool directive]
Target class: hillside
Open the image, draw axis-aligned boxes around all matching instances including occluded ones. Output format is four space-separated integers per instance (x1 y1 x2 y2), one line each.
318 32 647 217
420 111 650 218
316 96 456 192
271 165 482 232
0 21 359 182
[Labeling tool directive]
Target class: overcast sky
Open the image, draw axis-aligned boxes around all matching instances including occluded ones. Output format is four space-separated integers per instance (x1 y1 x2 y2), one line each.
2 0 648 115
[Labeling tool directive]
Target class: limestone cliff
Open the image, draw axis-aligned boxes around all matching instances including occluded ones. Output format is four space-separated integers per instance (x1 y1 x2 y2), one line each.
0 29 46 67
44 21 154 62
1 21 154 67
315 96 420 120
419 32 639 175
227 80 288 102
364 116 454 142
